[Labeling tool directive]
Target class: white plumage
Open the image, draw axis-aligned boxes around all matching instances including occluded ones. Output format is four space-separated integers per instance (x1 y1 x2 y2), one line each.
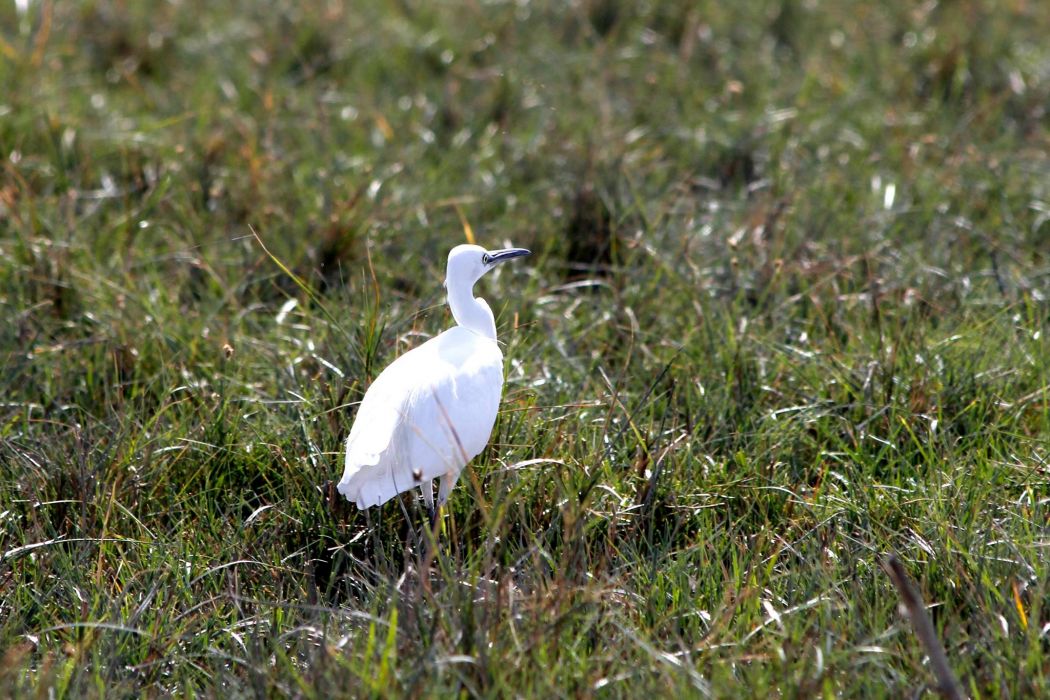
337 244 530 518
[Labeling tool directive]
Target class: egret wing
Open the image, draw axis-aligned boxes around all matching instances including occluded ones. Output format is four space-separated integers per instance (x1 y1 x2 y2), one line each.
401 327 504 483
337 345 428 507
341 351 418 466
337 327 504 508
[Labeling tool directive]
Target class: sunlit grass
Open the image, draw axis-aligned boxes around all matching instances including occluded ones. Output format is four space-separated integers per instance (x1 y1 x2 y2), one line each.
2 0 1049 696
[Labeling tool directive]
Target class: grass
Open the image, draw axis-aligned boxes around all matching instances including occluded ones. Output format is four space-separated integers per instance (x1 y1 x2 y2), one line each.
1 0 1049 696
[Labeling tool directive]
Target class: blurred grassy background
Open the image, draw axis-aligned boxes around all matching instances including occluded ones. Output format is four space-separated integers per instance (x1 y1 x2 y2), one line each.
1 0 1049 696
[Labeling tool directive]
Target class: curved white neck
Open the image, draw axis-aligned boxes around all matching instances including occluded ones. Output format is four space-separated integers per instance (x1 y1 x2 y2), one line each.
447 277 497 340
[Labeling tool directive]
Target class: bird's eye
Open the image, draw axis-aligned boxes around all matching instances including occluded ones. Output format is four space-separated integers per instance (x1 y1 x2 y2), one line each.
482 253 491 265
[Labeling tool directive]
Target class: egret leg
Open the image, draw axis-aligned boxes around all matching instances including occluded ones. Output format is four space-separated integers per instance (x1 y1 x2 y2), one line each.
437 470 461 508
420 479 436 523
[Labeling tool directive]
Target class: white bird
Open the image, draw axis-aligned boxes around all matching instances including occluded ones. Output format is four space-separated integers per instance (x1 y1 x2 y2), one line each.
337 244 530 522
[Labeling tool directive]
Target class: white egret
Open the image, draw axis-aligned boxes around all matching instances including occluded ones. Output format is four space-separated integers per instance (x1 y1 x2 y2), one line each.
337 244 530 523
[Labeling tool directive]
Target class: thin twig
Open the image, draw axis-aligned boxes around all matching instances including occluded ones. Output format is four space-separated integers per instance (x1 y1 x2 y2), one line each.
881 554 965 700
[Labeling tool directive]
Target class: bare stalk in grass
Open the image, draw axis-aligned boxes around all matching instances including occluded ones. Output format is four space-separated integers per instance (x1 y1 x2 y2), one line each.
882 553 964 700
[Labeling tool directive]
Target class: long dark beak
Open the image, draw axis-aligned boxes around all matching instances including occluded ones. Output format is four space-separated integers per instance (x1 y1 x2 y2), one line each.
486 248 531 265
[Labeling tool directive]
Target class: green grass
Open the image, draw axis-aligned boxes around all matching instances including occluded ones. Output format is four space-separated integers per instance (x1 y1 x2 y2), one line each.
2 0 1049 696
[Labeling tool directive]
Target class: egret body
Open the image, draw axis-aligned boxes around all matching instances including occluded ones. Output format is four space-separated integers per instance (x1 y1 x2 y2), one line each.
337 244 530 519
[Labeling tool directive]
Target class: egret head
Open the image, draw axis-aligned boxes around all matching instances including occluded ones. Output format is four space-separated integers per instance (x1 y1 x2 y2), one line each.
446 244 530 288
